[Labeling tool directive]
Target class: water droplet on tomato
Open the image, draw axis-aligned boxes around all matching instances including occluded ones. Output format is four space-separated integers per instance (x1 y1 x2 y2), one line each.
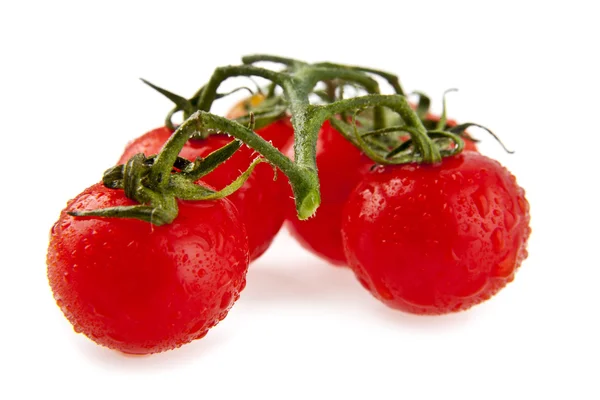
220 291 233 309
218 271 232 287
196 269 206 278
450 248 460 262
193 330 209 340
493 251 517 278
218 311 229 321
215 230 225 253
473 191 490 217
373 280 393 300
188 319 207 334
504 210 516 230
197 236 210 251
517 197 528 213
491 228 505 252
106 332 127 343
466 263 479 272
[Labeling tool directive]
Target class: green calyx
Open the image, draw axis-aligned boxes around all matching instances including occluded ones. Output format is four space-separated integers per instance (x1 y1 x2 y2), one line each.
76 54 503 225
69 113 264 225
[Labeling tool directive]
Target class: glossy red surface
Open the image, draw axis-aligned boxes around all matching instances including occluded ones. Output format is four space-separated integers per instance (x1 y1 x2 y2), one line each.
47 183 249 354
341 152 531 314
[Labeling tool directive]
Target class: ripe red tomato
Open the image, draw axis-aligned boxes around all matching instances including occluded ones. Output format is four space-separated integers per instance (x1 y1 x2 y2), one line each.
286 120 373 265
118 119 294 261
47 182 249 354
341 151 530 314
287 114 478 266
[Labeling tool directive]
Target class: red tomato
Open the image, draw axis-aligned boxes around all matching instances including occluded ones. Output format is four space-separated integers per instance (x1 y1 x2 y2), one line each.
118 119 293 261
341 152 531 314
47 182 249 354
287 114 478 267
286 120 373 265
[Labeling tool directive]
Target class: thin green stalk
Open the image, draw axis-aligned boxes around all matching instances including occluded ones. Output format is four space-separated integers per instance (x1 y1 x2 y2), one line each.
242 54 307 67
196 65 290 112
148 113 203 190
320 94 441 163
195 111 320 219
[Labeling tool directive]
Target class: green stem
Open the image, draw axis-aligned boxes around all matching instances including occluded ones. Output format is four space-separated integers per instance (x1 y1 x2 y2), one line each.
361 125 411 137
299 66 384 129
242 54 307 67
314 62 405 95
281 79 317 170
195 111 320 219
148 113 203 190
321 94 441 163
196 65 289 112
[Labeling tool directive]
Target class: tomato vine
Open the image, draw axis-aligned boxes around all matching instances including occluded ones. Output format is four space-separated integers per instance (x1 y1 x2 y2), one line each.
75 54 499 225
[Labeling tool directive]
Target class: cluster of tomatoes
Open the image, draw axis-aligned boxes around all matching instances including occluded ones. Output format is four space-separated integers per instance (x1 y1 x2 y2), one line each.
47 83 530 355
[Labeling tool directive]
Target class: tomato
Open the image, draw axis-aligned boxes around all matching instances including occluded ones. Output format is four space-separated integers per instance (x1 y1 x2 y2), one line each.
47 182 249 354
118 119 294 261
286 111 479 267
226 93 267 120
341 151 530 314
286 120 373 265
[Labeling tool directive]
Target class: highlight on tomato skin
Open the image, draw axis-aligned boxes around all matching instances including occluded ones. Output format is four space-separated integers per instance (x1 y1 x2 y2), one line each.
117 119 294 262
341 151 531 315
47 182 249 354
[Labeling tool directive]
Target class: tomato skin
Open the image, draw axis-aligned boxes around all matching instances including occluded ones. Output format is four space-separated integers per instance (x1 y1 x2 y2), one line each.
286 120 373 265
118 120 293 261
47 183 249 354
341 152 530 314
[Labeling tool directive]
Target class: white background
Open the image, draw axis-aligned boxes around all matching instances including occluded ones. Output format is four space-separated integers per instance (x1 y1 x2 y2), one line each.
1 1 598 399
